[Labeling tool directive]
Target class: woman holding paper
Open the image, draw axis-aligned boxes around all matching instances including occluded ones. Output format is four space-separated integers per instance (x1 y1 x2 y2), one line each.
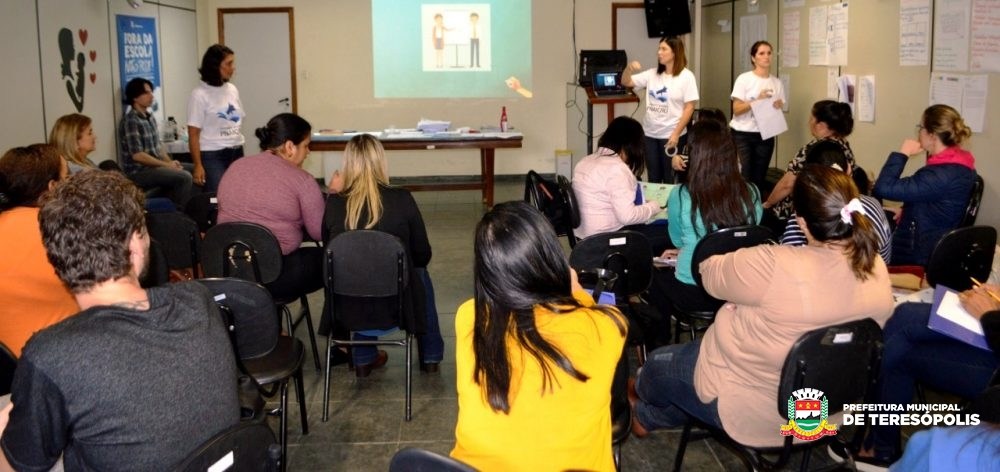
573 116 664 248
845 284 1000 468
645 118 761 315
729 40 785 192
872 104 977 266
622 36 699 184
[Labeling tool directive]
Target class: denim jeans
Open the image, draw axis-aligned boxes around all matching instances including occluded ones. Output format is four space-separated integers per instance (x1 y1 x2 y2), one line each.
634 340 723 431
352 267 444 365
129 166 193 207
200 146 244 193
866 302 997 460
731 130 774 192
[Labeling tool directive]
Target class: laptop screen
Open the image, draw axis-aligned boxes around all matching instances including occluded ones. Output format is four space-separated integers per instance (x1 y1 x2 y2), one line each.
594 71 619 91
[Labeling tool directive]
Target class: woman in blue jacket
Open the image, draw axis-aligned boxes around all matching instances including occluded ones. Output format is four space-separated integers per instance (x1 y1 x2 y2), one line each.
873 104 976 266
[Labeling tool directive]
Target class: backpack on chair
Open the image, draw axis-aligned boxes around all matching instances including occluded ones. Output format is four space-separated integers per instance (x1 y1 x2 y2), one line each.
524 170 569 234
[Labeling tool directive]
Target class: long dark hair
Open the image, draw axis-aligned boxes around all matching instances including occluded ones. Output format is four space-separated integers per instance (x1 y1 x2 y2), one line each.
472 201 625 413
793 166 879 280
684 120 757 232
597 116 646 177
198 44 234 86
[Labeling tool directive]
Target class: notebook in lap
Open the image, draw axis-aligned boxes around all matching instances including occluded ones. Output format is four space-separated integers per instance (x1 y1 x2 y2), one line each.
592 70 630 97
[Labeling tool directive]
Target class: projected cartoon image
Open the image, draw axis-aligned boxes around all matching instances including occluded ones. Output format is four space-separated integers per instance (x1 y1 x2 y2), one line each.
422 5 490 71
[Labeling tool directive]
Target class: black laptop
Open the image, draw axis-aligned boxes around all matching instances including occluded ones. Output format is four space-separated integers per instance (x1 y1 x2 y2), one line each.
592 70 630 97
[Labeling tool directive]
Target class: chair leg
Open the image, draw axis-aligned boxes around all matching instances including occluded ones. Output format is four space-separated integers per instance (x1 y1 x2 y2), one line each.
294 367 308 435
322 334 333 422
279 379 289 472
298 295 321 371
613 441 622 471
405 334 413 421
673 423 693 472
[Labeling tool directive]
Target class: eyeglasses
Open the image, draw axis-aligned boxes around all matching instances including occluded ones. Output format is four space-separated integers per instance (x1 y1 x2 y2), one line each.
914 124 925 131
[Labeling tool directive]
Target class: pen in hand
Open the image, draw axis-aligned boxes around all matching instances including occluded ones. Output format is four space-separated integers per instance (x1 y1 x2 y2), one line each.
969 277 1000 304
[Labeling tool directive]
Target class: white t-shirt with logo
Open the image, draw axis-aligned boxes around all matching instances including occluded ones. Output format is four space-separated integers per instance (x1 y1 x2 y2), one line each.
630 67 699 139
187 81 246 151
728 71 785 133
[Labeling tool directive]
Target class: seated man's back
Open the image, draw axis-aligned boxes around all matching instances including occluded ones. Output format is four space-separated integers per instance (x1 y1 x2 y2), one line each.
3 281 238 470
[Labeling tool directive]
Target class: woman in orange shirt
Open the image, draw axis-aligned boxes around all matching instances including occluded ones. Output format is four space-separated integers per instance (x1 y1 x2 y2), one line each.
0 144 78 356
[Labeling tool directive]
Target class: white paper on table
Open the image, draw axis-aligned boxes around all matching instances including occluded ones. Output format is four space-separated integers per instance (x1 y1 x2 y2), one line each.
962 74 988 133
970 0 1000 73
750 98 788 140
782 11 801 68
900 0 931 66
857 75 876 123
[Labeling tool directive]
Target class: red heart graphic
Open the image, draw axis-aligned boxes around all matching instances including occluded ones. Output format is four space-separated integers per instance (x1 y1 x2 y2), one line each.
78 29 88 45
89 50 97 62
89 73 96 84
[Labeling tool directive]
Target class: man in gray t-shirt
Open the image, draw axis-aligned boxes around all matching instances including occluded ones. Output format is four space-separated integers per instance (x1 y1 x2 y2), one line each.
0 171 238 471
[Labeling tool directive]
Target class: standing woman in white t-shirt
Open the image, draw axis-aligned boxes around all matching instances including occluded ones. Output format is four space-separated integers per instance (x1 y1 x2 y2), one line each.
622 37 699 184
187 44 246 192
729 40 784 192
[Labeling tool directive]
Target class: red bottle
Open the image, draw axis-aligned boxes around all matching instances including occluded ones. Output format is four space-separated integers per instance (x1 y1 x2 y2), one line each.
500 106 509 132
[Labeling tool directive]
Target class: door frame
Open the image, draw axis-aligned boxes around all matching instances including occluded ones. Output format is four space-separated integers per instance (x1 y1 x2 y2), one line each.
218 7 297 114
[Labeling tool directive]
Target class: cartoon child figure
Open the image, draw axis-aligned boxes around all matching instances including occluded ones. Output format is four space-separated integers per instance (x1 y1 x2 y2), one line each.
469 12 480 68
432 13 446 68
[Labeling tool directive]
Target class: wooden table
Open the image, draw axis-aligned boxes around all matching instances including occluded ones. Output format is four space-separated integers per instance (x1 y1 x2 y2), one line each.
585 87 639 154
310 134 523 207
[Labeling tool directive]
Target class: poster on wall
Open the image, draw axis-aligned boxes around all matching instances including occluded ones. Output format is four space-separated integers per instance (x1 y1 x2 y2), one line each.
37 0 115 162
116 14 162 121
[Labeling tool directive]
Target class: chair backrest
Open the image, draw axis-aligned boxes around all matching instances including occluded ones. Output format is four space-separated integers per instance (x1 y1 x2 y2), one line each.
325 230 408 330
777 318 883 419
569 230 653 299
388 448 476 472
925 225 997 291
524 170 570 236
556 175 581 246
172 422 280 472
147 211 202 272
960 174 985 227
202 223 283 285
0 341 16 396
184 192 219 233
691 225 774 288
197 278 280 360
140 239 171 288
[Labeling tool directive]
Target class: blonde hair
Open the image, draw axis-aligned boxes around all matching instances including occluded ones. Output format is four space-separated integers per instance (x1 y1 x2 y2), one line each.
49 113 95 169
342 134 389 230
921 104 972 147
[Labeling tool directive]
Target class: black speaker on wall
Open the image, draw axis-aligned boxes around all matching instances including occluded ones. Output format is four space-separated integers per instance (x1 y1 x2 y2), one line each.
644 0 691 38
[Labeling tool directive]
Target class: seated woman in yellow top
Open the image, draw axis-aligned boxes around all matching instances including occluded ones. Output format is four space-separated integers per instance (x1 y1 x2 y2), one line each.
451 201 627 471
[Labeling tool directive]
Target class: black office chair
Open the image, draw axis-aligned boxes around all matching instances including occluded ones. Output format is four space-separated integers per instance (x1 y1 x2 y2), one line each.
0 341 16 396
184 192 219 233
924 225 996 291
140 239 171 288
173 422 281 472
959 174 985 227
673 318 883 472
524 170 572 242
197 278 307 472
322 230 414 422
147 211 202 279
388 448 475 472
570 230 659 363
673 225 773 342
557 175 581 247
202 222 321 370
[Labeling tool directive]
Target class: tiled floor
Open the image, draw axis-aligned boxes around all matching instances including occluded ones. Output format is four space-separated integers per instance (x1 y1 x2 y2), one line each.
276 179 849 471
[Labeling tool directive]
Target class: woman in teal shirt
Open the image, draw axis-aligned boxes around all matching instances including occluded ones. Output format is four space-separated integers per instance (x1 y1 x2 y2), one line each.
647 119 762 315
